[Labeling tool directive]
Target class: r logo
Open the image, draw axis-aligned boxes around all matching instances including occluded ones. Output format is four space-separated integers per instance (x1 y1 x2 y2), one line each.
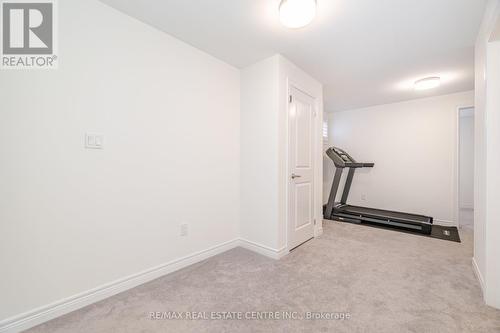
2 2 53 54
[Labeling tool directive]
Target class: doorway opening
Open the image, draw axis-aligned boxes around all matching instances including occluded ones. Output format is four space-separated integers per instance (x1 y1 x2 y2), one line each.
458 107 475 230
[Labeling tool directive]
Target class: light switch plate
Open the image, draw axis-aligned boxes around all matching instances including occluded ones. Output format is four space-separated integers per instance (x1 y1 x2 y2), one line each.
85 133 104 149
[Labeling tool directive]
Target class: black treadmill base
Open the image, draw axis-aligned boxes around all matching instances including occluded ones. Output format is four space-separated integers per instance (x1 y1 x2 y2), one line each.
326 217 461 243
430 225 461 242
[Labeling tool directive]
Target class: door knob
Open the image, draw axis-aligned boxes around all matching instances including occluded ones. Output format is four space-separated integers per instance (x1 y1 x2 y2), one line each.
291 173 301 179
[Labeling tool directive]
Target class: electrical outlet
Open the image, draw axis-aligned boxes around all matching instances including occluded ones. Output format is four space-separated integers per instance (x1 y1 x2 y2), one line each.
361 194 367 201
180 223 188 237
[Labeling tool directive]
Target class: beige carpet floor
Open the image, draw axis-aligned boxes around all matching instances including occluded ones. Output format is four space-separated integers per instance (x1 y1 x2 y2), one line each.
27 221 500 333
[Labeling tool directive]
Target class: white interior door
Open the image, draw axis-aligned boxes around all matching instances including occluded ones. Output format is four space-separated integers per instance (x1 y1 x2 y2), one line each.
288 86 315 249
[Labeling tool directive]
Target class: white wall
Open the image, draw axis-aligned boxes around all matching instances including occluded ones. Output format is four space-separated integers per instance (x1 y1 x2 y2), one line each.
240 56 280 249
485 38 500 310
474 0 500 308
327 91 474 225
459 111 474 209
240 55 323 252
473 0 494 292
0 0 240 323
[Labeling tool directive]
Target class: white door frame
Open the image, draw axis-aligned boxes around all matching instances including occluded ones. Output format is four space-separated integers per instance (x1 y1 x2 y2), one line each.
454 105 475 228
285 79 322 251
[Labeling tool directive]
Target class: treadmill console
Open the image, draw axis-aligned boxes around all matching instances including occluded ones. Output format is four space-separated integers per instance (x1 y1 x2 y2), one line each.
341 154 351 162
326 147 375 169
327 147 356 167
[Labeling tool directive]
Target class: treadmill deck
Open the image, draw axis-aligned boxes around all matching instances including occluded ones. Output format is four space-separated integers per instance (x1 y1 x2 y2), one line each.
338 205 432 224
331 204 433 234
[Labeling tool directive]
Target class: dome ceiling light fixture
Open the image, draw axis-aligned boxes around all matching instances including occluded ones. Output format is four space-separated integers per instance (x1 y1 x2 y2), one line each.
414 77 441 90
279 0 317 29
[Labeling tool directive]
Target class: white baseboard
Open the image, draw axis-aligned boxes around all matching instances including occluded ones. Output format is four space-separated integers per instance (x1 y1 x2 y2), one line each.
434 219 457 227
314 219 323 237
0 238 240 333
238 239 289 260
472 257 485 294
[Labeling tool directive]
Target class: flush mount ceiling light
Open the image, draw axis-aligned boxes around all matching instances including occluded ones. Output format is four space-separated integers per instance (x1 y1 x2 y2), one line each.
414 77 441 90
279 0 317 29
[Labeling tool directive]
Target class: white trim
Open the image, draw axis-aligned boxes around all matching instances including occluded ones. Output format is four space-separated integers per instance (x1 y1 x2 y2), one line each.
284 77 291 251
239 238 289 260
314 225 324 237
315 94 324 241
434 219 457 227
472 257 485 294
0 239 240 333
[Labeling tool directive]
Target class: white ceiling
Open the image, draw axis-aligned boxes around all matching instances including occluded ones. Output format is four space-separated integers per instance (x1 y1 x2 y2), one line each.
100 0 486 112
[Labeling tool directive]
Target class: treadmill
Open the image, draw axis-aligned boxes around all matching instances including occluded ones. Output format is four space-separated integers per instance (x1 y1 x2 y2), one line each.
324 147 433 234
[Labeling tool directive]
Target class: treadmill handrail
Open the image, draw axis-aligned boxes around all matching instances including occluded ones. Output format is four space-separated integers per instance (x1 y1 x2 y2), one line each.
345 162 374 168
